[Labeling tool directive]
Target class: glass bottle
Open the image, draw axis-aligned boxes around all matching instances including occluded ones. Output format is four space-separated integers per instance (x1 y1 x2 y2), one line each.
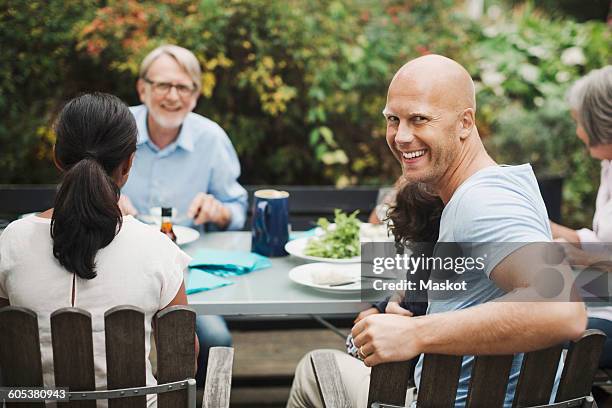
160 207 177 243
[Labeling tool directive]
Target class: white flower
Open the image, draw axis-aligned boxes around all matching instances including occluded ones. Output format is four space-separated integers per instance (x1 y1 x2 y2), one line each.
483 26 498 38
519 64 539 83
555 71 571 83
527 46 549 59
561 47 586 66
534 96 544 107
479 61 496 71
482 71 506 87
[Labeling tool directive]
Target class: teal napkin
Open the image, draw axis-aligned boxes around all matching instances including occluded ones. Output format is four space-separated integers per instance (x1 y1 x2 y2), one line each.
289 228 318 241
186 269 234 295
188 248 271 277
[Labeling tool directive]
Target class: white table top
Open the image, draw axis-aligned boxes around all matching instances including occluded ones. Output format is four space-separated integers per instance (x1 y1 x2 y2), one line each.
184 231 373 316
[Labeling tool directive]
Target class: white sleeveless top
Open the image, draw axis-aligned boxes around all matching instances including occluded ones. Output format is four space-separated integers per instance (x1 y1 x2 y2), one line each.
0 215 190 406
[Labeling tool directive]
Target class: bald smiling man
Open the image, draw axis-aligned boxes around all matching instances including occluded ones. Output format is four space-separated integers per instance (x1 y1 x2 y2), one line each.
287 55 586 408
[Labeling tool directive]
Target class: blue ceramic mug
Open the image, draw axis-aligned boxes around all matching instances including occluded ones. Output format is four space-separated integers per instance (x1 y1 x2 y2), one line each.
251 189 289 257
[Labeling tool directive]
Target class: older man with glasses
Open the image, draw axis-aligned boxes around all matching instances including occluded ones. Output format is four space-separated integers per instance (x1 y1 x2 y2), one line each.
120 44 246 387
120 44 247 230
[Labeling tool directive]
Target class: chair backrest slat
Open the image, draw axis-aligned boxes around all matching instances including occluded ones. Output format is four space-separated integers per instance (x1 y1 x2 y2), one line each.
203 347 234 408
555 329 606 403
0 306 44 408
155 306 196 408
417 354 463 408
51 308 96 408
104 306 147 408
465 355 514 408
310 351 351 408
512 345 563 407
367 361 413 407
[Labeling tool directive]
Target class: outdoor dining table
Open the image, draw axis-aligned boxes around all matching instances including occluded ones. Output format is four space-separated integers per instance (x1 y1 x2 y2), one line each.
184 231 372 316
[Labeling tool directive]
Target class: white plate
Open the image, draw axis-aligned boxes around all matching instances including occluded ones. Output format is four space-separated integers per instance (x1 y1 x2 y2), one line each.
285 237 361 263
174 225 200 246
289 263 362 293
360 223 394 242
149 224 200 246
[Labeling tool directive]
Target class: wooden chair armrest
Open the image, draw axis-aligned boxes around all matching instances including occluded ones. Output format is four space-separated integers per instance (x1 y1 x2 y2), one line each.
202 346 234 408
310 351 351 408
524 395 596 407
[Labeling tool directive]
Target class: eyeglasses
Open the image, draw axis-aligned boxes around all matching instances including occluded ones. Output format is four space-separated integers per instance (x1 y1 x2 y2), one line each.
143 78 196 97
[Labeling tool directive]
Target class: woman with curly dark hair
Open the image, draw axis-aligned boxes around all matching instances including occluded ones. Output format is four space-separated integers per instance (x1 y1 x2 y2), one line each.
354 181 444 324
385 181 444 315
288 180 444 408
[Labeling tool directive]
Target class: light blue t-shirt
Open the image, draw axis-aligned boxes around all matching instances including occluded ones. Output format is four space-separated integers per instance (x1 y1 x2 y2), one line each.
122 105 248 230
414 164 552 407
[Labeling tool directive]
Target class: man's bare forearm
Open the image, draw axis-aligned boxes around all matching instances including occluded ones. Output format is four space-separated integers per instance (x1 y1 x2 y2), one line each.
412 301 586 356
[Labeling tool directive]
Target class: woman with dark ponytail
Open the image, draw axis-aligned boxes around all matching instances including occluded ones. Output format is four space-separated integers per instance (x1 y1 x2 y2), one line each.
0 93 197 405
51 93 137 280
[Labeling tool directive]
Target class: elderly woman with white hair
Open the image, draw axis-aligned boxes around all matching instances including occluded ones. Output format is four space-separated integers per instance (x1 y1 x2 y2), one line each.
552 66 612 243
551 65 612 367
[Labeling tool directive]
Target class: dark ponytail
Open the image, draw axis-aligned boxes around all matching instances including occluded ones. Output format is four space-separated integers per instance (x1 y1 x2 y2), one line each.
51 93 137 279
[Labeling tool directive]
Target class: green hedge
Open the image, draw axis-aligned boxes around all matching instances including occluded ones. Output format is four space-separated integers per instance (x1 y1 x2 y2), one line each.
0 0 609 226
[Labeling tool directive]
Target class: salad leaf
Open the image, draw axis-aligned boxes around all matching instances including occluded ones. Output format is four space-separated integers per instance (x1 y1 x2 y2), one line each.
304 209 361 259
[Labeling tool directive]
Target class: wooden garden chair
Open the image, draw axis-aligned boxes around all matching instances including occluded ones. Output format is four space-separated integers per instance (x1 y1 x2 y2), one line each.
311 329 605 408
0 305 233 408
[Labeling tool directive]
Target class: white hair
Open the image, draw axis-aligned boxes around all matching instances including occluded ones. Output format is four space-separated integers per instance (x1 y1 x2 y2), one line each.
139 45 201 92
567 66 612 146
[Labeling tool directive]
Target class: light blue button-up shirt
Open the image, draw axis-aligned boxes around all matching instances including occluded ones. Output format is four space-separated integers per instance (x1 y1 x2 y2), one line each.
122 105 248 230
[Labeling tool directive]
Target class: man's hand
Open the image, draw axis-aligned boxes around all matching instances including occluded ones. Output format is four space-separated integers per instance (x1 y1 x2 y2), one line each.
118 194 138 216
352 314 419 367
354 301 412 324
354 307 380 324
188 192 231 227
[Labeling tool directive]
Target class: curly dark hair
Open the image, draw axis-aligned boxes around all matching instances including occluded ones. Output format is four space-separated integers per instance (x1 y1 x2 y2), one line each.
387 182 444 245
385 181 444 315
